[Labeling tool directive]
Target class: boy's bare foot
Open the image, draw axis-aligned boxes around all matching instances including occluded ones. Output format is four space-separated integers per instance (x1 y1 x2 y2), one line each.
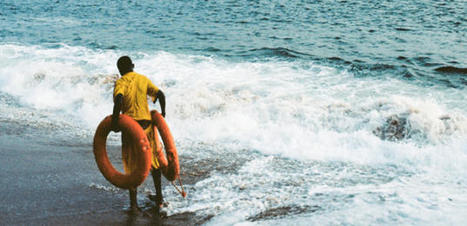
128 206 142 216
154 206 168 219
148 194 168 208
159 209 168 218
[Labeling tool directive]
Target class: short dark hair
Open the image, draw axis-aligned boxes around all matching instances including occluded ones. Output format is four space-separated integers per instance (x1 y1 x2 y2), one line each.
117 56 133 74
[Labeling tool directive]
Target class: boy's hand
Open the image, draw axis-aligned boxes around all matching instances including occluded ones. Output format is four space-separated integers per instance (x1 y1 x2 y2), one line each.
110 121 120 132
112 94 123 132
111 126 120 132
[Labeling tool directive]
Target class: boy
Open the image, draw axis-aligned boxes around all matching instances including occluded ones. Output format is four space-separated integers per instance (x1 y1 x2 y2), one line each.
110 56 166 215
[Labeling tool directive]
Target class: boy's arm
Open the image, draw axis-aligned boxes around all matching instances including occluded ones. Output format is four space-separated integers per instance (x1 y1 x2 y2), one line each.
154 90 166 117
147 79 166 117
111 94 122 132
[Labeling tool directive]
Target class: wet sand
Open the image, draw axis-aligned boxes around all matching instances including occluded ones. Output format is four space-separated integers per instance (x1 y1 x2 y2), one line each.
0 132 206 226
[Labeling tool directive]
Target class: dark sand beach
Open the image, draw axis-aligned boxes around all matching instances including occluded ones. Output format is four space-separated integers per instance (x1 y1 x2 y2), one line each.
0 127 207 226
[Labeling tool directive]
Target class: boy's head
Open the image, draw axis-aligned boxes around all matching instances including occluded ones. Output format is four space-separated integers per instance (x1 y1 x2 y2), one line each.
117 56 134 75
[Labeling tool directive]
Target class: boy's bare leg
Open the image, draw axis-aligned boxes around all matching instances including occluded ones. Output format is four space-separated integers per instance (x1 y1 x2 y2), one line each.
151 168 164 210
129 188 139 214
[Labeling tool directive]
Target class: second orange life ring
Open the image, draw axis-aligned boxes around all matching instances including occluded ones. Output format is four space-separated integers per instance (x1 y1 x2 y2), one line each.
151 110 180 182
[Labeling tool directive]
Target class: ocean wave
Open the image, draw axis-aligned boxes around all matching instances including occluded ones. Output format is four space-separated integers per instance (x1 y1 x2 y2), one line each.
0 44 466 163
348 58 467 88
241 47 311 59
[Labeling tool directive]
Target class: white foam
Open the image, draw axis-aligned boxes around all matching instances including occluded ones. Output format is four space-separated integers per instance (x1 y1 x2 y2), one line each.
164 151 467 225
0 44 118 128
1 44 466 160
89 183 121 193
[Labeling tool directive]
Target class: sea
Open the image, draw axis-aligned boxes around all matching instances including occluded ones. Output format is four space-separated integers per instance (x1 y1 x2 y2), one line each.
0 0 466 225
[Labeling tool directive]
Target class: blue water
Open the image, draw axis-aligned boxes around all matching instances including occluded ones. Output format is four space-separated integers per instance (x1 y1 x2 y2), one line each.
1 0 466 225
2 0 466 86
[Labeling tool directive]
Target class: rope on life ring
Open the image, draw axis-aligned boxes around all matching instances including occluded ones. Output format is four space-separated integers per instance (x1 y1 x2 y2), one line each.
151 110 186 197
93 114 152 189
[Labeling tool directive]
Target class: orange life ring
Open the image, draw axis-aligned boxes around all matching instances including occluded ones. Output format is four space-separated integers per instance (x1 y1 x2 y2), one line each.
93 114 152 189
151 110 180 182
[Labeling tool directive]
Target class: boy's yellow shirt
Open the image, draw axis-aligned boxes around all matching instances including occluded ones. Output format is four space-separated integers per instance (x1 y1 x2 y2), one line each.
113 72 159 121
